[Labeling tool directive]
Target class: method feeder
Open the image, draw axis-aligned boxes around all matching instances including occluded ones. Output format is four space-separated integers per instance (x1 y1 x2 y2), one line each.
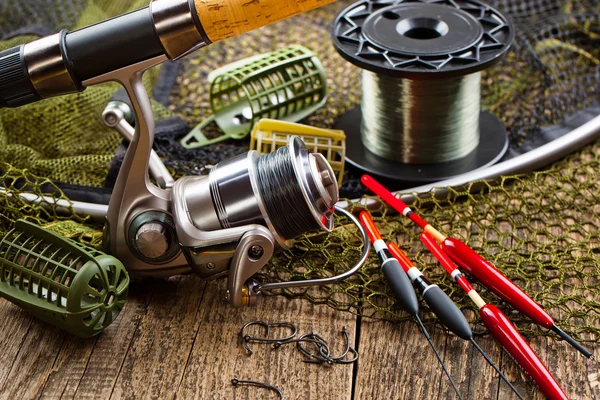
359 212 462 399
387 242 523 400
361 174 592 359
421 232 568 400
0 0 375 308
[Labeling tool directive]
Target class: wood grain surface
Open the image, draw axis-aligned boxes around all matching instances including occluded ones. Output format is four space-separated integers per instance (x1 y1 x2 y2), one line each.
0 272 596 399
195 0 338 42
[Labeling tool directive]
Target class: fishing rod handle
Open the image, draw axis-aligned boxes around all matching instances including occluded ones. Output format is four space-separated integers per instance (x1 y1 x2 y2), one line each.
0 0 337 108
195 0 337 42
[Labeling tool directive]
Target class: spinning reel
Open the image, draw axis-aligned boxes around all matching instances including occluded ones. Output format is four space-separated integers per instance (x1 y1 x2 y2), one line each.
0 0 368 307
101 83 368 308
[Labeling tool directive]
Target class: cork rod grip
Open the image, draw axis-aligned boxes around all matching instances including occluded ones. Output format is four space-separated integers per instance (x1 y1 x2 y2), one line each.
194 0 338 43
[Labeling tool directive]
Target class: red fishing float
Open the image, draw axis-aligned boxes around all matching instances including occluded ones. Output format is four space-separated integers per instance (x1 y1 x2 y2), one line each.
361 174 591 359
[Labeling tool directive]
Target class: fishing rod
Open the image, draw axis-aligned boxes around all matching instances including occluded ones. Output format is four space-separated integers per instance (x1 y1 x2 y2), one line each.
361 174 592 359
0 0 358 308
421 232 568 400
359 212 463 400
386 242 523 400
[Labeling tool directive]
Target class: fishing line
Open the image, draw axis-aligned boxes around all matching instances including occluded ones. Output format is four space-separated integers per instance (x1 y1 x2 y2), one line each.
361 71 481 164
385 240 524 400
256 145 322 240
470 338 523 400
359 211 463 399
415 315 463 400
332 0 515 185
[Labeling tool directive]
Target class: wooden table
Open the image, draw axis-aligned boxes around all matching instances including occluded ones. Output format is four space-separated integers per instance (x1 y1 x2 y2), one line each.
0 275 597 399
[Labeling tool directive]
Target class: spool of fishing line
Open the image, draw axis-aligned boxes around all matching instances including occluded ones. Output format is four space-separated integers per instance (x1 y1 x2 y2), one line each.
176 137 339 255
256 143 333 240
331 0 514 184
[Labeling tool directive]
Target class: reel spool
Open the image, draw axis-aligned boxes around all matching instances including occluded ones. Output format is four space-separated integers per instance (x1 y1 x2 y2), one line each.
173 136 338 264
250 119 347 187
180 45 328 149
173 136 348 307
0 220 129 337
331 0 514 185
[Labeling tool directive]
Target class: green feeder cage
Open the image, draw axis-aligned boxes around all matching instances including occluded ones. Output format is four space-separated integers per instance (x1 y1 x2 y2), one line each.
180 45 328 149
0 220 129 338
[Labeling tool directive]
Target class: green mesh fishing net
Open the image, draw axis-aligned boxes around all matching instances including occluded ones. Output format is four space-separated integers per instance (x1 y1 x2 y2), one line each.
0 0 599 341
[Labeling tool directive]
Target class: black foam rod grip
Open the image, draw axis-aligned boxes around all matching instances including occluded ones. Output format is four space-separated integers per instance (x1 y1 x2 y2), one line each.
0 45 41 108
382 259 419 317
422 285 472 340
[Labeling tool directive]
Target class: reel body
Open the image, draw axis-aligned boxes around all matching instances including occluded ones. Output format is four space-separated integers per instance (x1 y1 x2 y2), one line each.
102 94 351 308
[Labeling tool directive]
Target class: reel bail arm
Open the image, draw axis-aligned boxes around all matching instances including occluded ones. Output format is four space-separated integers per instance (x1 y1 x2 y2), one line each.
225 205 372 307
254 205 371 293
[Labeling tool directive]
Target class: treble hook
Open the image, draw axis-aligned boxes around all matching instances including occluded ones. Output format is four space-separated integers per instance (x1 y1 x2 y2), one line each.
232 378 284 400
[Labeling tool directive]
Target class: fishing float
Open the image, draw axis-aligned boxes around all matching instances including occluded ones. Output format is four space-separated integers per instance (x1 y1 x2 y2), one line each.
421 232 568 400
387 241 523 400
359 211 463 400
360 174 592 359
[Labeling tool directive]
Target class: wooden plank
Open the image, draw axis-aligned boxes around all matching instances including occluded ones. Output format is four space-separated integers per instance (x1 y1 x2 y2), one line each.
498 329 600 400
175 279 357 400
0 278 155 400
0 265 594 400
545 339 598 399
0 300 34 387
497 334 598 400
587 345 600 399
354 319 516 400
38 337 99 400
0 319 65 399
354 318 453 399
108 276 206 400
69 280 155 399
37 279 154 400
352 309 596 400
460 310 506 400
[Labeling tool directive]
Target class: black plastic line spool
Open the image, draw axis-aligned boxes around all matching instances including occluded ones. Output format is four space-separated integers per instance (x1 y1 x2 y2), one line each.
331 0 515 186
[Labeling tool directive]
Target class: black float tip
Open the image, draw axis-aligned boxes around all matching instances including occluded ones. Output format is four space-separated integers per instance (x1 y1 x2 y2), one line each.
551 325 593 358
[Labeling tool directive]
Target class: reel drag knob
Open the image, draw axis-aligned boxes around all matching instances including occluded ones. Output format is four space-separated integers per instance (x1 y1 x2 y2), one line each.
128 212 180 264
135 223 169 259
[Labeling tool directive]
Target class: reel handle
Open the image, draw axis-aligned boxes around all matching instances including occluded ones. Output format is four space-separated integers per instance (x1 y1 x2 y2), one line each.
227 231 275 308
